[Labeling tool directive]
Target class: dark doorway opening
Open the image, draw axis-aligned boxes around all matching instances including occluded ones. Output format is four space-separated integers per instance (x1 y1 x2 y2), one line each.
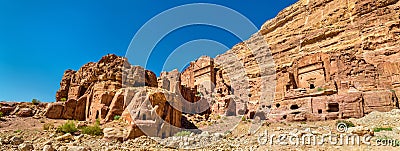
327 103 339 112
290 104 299 110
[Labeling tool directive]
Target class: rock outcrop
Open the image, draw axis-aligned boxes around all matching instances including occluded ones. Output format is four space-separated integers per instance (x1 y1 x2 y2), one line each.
45 54 159 122
180 0 400 121
0 102 47 118
121 87 183 139
46 0 400 139
45 54 187 139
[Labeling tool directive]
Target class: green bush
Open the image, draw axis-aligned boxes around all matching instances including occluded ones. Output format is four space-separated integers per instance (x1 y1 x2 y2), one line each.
317 87 326 92
81 119 103 136
336 120 355 128
81 125 103 136
174 130 191 137
32 99 41 105
43 123 54 130
0 112 3 118
14 130 22 133
113 115 121 121
57 120 78 134
241 116 247 121
60 98 67 102
374 127 393 132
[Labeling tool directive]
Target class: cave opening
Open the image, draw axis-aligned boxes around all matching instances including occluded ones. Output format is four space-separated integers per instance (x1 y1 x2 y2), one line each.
310 84 315 89
290 104 299 110
327 103 339 112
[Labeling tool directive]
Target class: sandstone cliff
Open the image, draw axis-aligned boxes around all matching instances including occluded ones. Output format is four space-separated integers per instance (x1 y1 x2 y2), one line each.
46 0 400 139
45 54 183 139
182 0 400 121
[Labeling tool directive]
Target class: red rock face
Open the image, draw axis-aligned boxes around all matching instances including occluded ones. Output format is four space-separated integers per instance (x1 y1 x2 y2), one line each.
46 54 159 122
121 88 182 139
180 0 400 121
46 0 400 139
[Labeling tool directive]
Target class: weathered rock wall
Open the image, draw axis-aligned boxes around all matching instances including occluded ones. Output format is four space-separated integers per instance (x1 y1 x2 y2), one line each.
46 54 159 122
182 0 400 121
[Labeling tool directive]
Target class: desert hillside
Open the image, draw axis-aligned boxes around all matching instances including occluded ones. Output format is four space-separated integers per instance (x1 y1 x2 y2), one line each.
1 0 400 150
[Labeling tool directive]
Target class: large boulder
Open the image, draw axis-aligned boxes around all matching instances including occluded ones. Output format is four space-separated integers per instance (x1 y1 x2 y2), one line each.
62 99 77 119
122 88 182 139
103 128 127 142
44 102 64 119
16 108 34 117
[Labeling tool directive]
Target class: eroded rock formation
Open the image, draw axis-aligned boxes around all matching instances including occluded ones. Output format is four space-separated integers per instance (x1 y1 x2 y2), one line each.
46 54 158 121
180 0 400 121
45 54 189 138
46 0 400 139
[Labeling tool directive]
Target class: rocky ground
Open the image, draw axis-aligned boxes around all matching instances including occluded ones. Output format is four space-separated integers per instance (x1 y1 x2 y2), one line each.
1 110 400 150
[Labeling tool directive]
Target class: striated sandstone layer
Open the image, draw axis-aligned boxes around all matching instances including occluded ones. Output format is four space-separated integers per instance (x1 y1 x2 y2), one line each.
46 0 400 140
182 0 400 121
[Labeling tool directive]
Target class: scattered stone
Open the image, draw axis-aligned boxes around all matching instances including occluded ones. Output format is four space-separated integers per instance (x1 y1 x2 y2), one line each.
16 108 34 117
43 145 55 151
67 146 89 151
103 128 125 142
10 136 24 145
56 133 74 142
18 142 34 151
347 126 374 136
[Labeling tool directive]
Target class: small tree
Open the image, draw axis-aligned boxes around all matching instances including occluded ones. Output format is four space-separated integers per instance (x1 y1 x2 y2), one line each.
32 99 41 105
0 112 3 118
60 98 67 102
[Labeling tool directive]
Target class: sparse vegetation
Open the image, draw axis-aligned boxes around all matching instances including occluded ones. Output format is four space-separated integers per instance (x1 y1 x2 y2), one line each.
81 124 103 136
43 123 54 130
80 118 102 136
241 116 247 122
14 130 22 133
336 120 355 128
390 89 396 93
195 92 203 97
174 130 191 137
374 127 393 132
113 115 121 121
317 87 326 92
57 120 78 134
224 130 232 134
60 98 67 102
300 121 307 124
32 99 41 105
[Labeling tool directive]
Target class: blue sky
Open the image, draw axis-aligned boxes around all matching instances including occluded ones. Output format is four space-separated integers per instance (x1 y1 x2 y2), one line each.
0 0 297 102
